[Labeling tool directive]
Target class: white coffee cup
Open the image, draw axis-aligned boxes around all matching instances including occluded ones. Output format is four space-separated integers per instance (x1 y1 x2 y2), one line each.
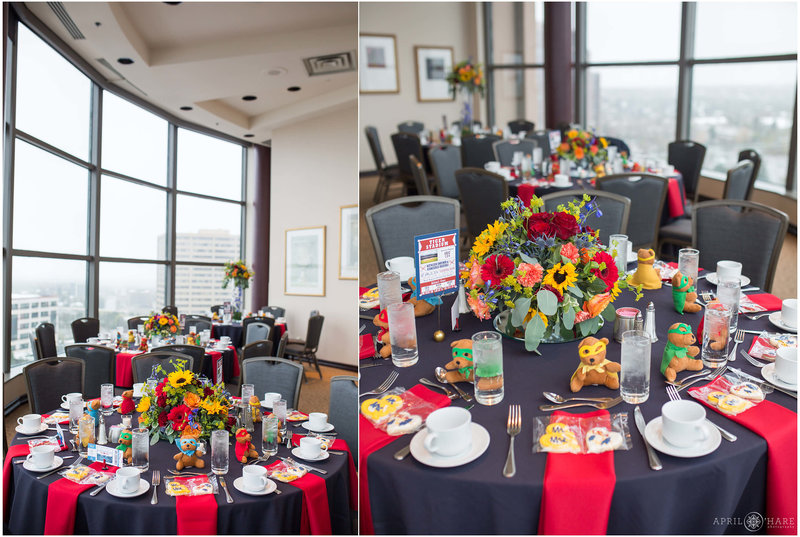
385 256 415 282
661 400 709 448
116 467 141 493
263 392 281 407
132 383 145 397
498 168 512 180
61 392 82 404
554 173 570 187
242 465 269 491
423 407 472 457
26 444 55 468
220 336 231 344
484 161 501 173
781 298 797 329
299 436 326 459
308 412 328 431
17 413 42 433
716 260 742 283
775 346 797 385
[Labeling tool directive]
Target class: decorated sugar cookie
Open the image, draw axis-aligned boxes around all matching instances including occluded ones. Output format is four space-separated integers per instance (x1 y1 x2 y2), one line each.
385 412 422 435
360 398 390 421
166 480 191 496
730 382 765 402
539 430 580 453
585 427 624 453
545 422 571 435
717 394 749 414
380 394 404 413
707 391 727 405
270 465 306 482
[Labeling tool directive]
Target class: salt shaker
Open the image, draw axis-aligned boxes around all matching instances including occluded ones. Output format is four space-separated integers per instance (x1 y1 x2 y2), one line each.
644 301 658 343
634 312 644 332
97 414 108 445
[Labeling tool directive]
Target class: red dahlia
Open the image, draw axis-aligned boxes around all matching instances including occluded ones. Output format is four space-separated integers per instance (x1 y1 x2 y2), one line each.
480 254 515 287
591 251 619 290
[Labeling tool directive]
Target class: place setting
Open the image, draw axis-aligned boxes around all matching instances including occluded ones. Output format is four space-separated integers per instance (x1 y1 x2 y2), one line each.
15 413 51 436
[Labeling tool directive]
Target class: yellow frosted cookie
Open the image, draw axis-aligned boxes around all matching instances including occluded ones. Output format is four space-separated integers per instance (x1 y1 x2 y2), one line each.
717 394 749 414
545 422 571 435
361 398 390 421
707 391 727 405
64 465 92 482
380 394 404 413
539 431 580 453
166 481 190 496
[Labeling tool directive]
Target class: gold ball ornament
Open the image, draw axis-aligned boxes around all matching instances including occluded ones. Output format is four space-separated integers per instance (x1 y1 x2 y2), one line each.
433 330 445 342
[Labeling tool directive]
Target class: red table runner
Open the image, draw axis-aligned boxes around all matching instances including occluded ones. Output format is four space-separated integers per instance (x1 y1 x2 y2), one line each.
666 176 686 219
291 435 358 510
538 409 616 535
44 461 112 535
689 384 797 534
174 476 218 535
3 444 30 520
266 461 330 535
359 385 451 535
115 351 142 387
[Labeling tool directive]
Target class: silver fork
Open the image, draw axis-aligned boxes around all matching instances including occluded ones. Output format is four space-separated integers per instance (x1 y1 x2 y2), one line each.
502 405 521 478
699 291 714 304
359 371 399 398
668 366 727 393
728 329 745 361
741 350 769 368
665 384 737 442
151 470 160 504
745 312 772 320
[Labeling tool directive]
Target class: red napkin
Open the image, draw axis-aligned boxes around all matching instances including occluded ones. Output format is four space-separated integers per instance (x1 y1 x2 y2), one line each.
359 385 451 535
174 476 218 535
206 350 224 384
517 183 536 208
538 410 616 535
44 461 112 535
745 293 783 313
359 334 376 359
266 461 330 535
229 345 240 378
276 323 287 337
3 444 30 519
689 383 797 534
115 351 140 387
666 177 686 219
42 412 69 425
290 435 358 510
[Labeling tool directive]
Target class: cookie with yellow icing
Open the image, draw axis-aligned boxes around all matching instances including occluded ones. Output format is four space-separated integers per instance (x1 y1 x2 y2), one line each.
717 394 749 414
707 391 727 405
380 394 404 413
545 422 571 435
166 480 191 496
360 398 390 421
539 430 580 453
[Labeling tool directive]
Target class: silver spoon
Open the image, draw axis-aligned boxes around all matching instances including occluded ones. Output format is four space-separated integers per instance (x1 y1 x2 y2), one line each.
434 367 474 403
542 391 614 404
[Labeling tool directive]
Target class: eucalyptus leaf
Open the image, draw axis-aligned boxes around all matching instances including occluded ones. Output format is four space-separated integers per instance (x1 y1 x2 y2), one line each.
511 297 531 327
562 307 576 330
600 303 617 322
150 433 160 446
519 252 538 265
525 315 546 352
567 285 583 298
579 318 593 337
537 289 558 316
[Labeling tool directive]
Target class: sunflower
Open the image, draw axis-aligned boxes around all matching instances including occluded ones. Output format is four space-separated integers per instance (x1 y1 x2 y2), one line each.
472 220 507 257
168 369 194 389
136 396 151 413
542 262 578 293
200 398 227 415
523 308 549 328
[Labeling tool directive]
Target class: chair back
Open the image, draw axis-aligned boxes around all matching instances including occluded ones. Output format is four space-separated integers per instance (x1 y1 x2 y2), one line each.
723 160 756 201
243 340 274 360
409 155 431 195
276 332 289 358
64 344 115 399
365 195 461 269
328 375 358 466
70 317 99 343
391 133 424 190
35 322 57 359
29 333 40 360
493 139 536 167
668 140 706 201
241 358 303 409
262 306 286 318
304 315 325 352
737 149 761 185
243 316 275 335
397 121 424 135
595 173 668 249
131 352 194 384
525 130 552 155
183 319 211 334
25 358 84 414
428 144 462 199
461 134 501 168
507 119 535 135
245 322 271 346
365 126 389 171
127 316 150 330
162 306 178 316
604 136 631 157
541 189 631 246
693 200 788 293
210 305 225 316
455 168 509 240
150 345 205 374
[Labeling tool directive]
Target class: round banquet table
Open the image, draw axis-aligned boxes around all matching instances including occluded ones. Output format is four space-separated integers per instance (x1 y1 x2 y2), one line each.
212 321 287 353
360 272 797 534
5 411 354 534
114 346 237 388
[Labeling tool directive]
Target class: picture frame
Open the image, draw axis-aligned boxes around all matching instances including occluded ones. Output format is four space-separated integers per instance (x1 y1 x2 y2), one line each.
338 205 358 280
414 45 454 102
360 33 399 94
285 226 326 296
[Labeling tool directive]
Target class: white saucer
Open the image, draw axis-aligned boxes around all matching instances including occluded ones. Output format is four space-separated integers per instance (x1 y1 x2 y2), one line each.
644 417 721 458
705 272 750 287
23 456 63 473
290 447 330 462
761 363 797 391
106 478 150 498
60 401 86 410
768 312 797 333
233 477 277 496
15 423 49 435
409 423 490 468
302 422 334 433
627 250 638 264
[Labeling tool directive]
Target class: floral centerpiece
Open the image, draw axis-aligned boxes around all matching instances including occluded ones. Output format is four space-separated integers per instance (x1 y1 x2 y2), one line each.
137 361 235 443
447 59 485 135
222 260 253 320
463 195 640 352
556 128 609 176
144 312 180 339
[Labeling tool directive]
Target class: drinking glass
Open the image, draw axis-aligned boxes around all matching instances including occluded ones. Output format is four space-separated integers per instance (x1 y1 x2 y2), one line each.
78 414 95 456
472 331 504 405
131 428 149 471
273 399 287 439
262 416 279 457
387 302 418 367
620 330 651 404
211 429 229 475
702 303 732 367
377 271 402 312
717 278 741 333
100 383 114 416
241 384 255 402
609 234 629 276
678 248 700 284
68 397 84 434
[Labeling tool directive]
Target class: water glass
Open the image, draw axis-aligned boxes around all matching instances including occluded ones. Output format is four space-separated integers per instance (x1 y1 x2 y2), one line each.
100 383 114 416
241 384 255 402
68 397 84 434
702 303 732 367
377 271 402 312
262 416 279 457
609 234 629 276
273 399 287 438
717 278 741 333
387 302 419 367
620 330 651 404
472 331 504 406
131 428 149 471
78 414 95 456
678 248 700 284
210 429 229 475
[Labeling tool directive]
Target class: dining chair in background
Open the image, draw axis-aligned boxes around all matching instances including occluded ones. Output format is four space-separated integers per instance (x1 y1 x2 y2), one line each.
722 159 756 201
461 134 501 168
693 200 788 293
391 132 424 195
182 315 211 335
284 314 325 380
242 315 275 341
70 317 99 343
455 168 508 244
409 155 432 195
245 322 271 347
428 144 462 199
131 351 194 384
241 357 303 409
737 149 761 186
243 340 274 360
397 121 425 135
64 344 115 398
365 195 461 269
366 126 404 203
127 316 150 330
507 119 535 135
452 119 482 130
603 136 631 157
210 305 225 316
35 322 57 359
595 173 668 250
328 375 358 466
493 139 536 167
276 332 289 359
150 345 206 375
28 333 40 361
261 306 286 318
162 306 178 316
668 140 706 204
540 190 631 246
525 130 552 155
24 357 84 414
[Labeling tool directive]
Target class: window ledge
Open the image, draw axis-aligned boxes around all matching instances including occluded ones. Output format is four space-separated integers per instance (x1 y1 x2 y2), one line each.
701 168 794 199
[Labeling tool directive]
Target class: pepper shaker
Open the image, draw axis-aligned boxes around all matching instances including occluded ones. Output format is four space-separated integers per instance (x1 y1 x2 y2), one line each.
644 301 658 342
97 414 108 445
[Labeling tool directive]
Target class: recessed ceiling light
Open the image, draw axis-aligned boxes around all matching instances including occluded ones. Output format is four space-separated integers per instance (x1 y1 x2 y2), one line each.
164 2 182 5
180 106 193 111
94 21 101 27
244 134 254 138
266 68 287 76
117 58 134 65
242 95 257 101
287 86 301 92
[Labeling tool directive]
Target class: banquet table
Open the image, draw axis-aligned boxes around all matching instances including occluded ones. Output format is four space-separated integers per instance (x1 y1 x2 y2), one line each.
359 272 797 534
212 321 287 353
5 410 355 534
114 346 238 388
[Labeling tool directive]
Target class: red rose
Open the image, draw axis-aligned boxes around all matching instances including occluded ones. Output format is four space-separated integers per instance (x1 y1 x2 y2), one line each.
527 212 556 239
591 251 619 291
552 212 580 240
157 411 168 427
204 387 215 397
157 395 167 408
480 254 515 287
227 416 237 426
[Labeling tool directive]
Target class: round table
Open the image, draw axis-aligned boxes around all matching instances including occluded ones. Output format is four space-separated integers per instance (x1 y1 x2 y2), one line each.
212 321 287 353
360 275 796 534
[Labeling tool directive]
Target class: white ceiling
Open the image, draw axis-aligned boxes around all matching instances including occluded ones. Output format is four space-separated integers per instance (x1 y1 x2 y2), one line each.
24 2 358 144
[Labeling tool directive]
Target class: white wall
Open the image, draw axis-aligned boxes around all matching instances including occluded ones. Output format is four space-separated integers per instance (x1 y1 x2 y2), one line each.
269 102 358 367
359 2 481 171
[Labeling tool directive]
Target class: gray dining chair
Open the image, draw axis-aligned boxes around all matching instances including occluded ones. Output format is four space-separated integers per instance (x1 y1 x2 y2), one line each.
245 322 271 346
35 322 58 360
397 121 425 135
24 357 84 414
540 189 631 246
525 130 552 155
150 344 206 375
391 132 424 195
455 167 508 244
428 144 462 199
64 344 115 397
409 155 432 195
284 314 325 381
507 119 534 135
461 134 501 168
737 149 761 186
70 317 99 344
328 375 358 466
131 351 194 384
493 139 535 167
595 173 668 249
276 332 289 358
722 159 756 201
668 140 706 203
243 340 274 360
366 126 404 203
241 357 303 410
127 316 150 330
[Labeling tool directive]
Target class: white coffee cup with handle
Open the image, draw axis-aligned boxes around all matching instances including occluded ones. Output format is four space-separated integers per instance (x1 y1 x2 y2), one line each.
18 413 42 433
775 346 797 385
484 161 501 173
263 392 281 407
299 436 326 459
115 467 141 494
554 173 570 187
661 400 709 448
26 444 55 468
781 298 797 329
385 257 415 282
423 407 472 457
61 393 82 405
308 412 328 431
242 465 269 491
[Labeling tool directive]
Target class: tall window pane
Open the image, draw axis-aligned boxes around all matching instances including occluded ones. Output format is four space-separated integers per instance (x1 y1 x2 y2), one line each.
585 66 678 160
690 62 796 190
15 25 91 159
493 69 546 133
99 262 164 331
177 129 243 200
175 195 241 263
101 92 168 185
586 3 680 62
10 257 86 376
174 265 235 315
695 3 797 59
100 176 167 259
13 140 88 254
491 2 544 65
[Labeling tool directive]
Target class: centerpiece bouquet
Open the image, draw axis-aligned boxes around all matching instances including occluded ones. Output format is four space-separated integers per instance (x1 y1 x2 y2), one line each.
447 59 485 135
556 129 609 176
137 361 235 443
144 312 180 339
222 260 253 289
463 195 640 352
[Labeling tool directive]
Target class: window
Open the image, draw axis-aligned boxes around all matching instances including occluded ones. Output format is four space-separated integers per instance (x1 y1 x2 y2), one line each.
177 128 243 200
100 175 167 260
585 2 680 63
695 2 797 59
99 262 165 330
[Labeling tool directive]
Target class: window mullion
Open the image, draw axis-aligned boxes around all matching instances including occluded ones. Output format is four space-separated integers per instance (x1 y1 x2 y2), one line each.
3 13 19 375
676 2 696 142
166 124 178 308
87 84 102 320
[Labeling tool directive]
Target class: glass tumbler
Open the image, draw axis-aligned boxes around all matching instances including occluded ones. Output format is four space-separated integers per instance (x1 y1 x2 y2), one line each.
131 428 149 471
717 278 741 334
273 399 288 439
377 271 402 312
100 383 114 416
241 384 255 402
472 331 504 406
69 397 84 434
678 248 700 284
210 429 229 475
609 234 629 276
620 330 651 404
387 302 419 367
262 416 279 457
702 303 732 367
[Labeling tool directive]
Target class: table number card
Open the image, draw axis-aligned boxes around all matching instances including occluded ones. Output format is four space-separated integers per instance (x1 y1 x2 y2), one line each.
87 443 124 467
413 229 459 300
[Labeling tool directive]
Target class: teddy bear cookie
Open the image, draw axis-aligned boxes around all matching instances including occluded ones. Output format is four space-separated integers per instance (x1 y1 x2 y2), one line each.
570 337 621 393
730 382 765 402
585 427 624 453
660 323 703 382
627 248 662 290
539 425 581 453
385 412 423 435
671 271 702 314
442 340 474 383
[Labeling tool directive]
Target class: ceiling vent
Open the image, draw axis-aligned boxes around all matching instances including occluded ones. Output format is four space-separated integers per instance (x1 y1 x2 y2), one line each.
47 2 85 40
302 51 355 77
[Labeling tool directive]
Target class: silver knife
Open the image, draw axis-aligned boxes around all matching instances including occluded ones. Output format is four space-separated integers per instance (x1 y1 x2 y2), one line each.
728 365 797 399
280 456 327 474
634 406 662 471
219 476 234 503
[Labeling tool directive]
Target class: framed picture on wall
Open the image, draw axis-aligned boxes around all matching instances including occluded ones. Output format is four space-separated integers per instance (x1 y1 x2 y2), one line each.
285 226 326 296
338 205 358 280
360 33 399 94
414 46 454 102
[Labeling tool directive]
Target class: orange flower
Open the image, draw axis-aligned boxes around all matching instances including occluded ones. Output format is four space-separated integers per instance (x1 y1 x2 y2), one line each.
590 145 598 155
467 293 491 320
574 146 585 160
559 142 570 153
560 243 580 264
583 292 614 318
170 325 177 333
580 248 595 264
183 392 201 409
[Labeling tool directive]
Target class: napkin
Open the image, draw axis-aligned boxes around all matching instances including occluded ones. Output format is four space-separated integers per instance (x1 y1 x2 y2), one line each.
205 349 224 384
229 345 240 378
666 177 686 219
516 183 536 208
742 293 783 313
265 460 330 535
538 409 616 535
291 435 358 510
175 476 218 535
115 351 141 387
359 334 376 359
44 462 111 535
3 444 30 520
